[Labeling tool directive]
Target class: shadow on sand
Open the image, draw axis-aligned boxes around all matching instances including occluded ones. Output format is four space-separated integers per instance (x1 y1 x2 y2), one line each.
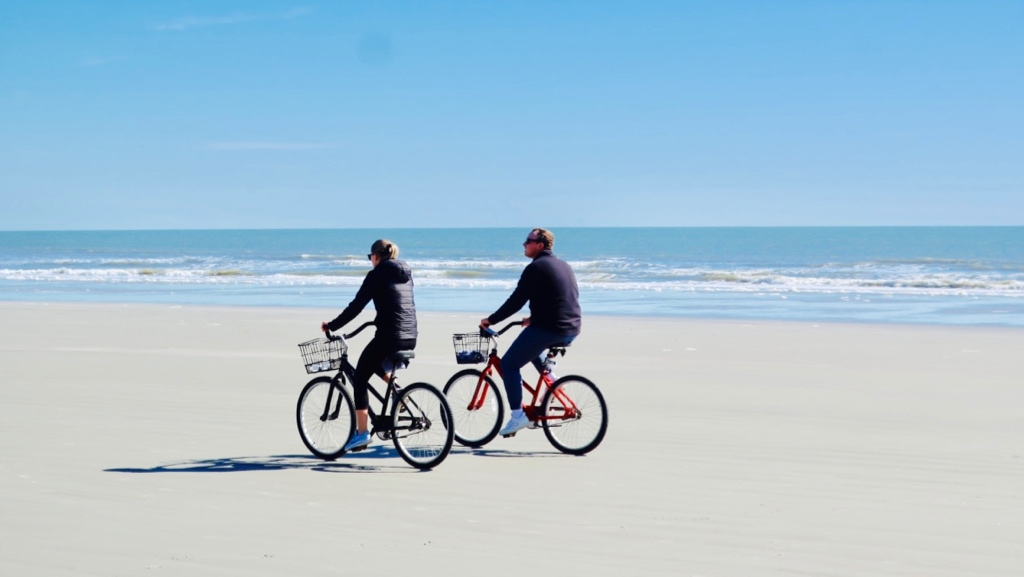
105 444 569 475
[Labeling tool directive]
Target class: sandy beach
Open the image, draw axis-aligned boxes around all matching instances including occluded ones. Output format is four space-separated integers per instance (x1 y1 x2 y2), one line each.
1 301 1022 576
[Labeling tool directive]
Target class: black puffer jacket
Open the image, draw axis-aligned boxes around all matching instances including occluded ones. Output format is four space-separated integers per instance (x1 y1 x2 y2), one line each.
326 259 418 343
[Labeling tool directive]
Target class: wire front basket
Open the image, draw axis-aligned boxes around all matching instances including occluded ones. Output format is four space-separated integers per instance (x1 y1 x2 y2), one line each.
298 337 347 374
451 332 491 364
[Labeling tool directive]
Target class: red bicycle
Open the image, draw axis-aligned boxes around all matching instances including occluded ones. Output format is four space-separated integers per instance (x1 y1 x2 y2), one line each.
443 321 608 455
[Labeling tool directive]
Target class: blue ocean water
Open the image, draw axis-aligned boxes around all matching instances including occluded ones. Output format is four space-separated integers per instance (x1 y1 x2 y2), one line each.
1 227 1022 327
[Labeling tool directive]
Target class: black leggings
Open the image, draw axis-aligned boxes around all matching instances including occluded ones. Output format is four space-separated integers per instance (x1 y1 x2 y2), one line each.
352 337 416 410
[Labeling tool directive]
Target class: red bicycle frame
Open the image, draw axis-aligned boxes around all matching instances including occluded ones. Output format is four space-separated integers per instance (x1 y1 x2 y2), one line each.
468 346 580 423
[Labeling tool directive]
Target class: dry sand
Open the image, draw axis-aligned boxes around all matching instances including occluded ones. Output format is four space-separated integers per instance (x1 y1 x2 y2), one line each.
1 302 1022 576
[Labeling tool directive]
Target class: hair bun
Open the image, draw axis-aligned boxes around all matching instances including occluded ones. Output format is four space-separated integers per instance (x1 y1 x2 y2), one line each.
371 239 399 259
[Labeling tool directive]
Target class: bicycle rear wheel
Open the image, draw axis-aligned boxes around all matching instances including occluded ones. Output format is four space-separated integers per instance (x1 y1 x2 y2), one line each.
296 376 355 460
540 375 608 455
443 368 504 447
392 382 454 470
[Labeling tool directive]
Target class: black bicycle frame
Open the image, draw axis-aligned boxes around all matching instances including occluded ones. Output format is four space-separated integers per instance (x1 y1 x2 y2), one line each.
321 354 398 431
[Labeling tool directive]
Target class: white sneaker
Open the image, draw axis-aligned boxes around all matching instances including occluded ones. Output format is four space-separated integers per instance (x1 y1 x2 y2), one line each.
499 412 532 436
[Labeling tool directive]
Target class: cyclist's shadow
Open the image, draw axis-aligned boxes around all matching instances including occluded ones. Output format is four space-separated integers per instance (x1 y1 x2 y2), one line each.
104 446 421 475
449 447 567 459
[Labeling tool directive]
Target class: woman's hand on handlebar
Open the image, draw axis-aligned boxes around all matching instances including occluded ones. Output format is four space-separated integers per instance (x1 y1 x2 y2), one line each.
321 322 340 341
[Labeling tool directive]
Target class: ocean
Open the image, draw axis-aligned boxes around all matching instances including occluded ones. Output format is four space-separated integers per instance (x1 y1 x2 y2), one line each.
1 227 1022 327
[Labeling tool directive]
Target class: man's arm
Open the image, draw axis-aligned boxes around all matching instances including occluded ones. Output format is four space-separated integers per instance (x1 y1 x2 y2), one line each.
486 265 535 325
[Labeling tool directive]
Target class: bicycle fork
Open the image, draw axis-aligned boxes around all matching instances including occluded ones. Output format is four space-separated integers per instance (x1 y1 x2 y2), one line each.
320 378 345 422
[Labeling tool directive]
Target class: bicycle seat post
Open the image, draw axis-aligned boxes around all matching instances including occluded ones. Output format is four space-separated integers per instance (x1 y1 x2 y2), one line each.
384 349 416 393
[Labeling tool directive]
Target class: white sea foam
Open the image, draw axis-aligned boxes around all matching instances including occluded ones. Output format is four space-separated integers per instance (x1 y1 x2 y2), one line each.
3 227 1022 325
2 266 1021 297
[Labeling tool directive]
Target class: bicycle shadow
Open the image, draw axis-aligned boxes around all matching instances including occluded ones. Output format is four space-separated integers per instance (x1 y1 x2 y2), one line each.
448 446 571 459
104 446 424 475
104 444 577 475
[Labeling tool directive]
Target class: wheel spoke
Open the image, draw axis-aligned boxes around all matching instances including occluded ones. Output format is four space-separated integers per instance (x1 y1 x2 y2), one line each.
443 369 504 447
392 383 454 469
541 376 607 455
297 378 354 460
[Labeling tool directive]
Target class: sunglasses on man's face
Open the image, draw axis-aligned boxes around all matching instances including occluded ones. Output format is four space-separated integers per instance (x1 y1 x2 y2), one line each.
367 253 374 260
523 237 541 245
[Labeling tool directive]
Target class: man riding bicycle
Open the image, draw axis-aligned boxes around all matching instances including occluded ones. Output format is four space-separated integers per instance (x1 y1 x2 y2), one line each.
480 228 581 436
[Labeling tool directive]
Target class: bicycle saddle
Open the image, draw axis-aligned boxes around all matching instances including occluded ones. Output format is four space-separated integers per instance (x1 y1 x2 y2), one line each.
389 350 415 363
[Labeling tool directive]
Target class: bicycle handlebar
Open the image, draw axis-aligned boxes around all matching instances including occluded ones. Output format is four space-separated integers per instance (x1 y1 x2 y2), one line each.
325 320 375 341
481 320 523 337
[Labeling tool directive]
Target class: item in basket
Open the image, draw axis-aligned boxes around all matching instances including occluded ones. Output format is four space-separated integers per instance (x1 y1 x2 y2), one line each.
312 360 333 372
456 350 486 364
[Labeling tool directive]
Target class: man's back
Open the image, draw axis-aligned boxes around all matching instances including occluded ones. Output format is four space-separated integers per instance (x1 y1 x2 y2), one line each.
524 251 581 335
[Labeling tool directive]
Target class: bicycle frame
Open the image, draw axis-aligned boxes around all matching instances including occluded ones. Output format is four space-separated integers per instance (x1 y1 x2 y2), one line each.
319 324 413 437
322 358 401 432
470 341 581 424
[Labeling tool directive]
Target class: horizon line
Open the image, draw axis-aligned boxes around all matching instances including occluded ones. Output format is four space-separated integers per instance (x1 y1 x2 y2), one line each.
3 224 1024 234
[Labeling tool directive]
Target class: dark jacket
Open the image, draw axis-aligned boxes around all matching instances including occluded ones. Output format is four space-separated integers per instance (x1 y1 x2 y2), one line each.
327 259 418 343
487 250 581 336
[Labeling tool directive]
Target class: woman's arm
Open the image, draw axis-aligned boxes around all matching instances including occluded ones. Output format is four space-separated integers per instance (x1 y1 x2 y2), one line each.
326 268 378 332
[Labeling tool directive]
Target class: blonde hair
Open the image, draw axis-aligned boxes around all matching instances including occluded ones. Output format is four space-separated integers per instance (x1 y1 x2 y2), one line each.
531 228 554 250
370 239 399 260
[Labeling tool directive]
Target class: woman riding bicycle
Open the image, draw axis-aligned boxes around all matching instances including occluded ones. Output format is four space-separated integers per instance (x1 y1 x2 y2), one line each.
322 239 417 452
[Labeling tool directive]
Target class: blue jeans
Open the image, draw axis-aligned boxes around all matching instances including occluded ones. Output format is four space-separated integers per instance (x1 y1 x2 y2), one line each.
499 326 577 411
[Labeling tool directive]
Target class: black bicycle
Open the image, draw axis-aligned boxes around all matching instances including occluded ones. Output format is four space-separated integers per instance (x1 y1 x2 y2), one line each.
295 321 454 470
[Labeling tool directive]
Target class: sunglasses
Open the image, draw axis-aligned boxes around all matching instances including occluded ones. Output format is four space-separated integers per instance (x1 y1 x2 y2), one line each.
366 253 374 260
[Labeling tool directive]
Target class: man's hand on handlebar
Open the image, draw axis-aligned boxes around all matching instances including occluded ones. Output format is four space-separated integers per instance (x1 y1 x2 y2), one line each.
479 318 498 337
479 317 533 337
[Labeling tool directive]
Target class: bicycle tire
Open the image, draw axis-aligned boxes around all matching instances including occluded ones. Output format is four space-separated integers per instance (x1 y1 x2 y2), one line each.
443 368 505 448
391 382 455 470
540 375 608 455
296 376 355 460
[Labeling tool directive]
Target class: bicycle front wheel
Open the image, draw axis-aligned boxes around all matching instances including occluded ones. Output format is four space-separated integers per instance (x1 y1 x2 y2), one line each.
443 368 504 447
296 376 355 460
540 375 608 455
392 382 454 470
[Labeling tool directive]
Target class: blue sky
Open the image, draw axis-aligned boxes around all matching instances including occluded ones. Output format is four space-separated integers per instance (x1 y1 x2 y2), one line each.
1 1 1021 230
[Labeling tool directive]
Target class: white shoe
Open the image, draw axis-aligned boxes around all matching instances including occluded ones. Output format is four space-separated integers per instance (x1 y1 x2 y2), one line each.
499 413 532 436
